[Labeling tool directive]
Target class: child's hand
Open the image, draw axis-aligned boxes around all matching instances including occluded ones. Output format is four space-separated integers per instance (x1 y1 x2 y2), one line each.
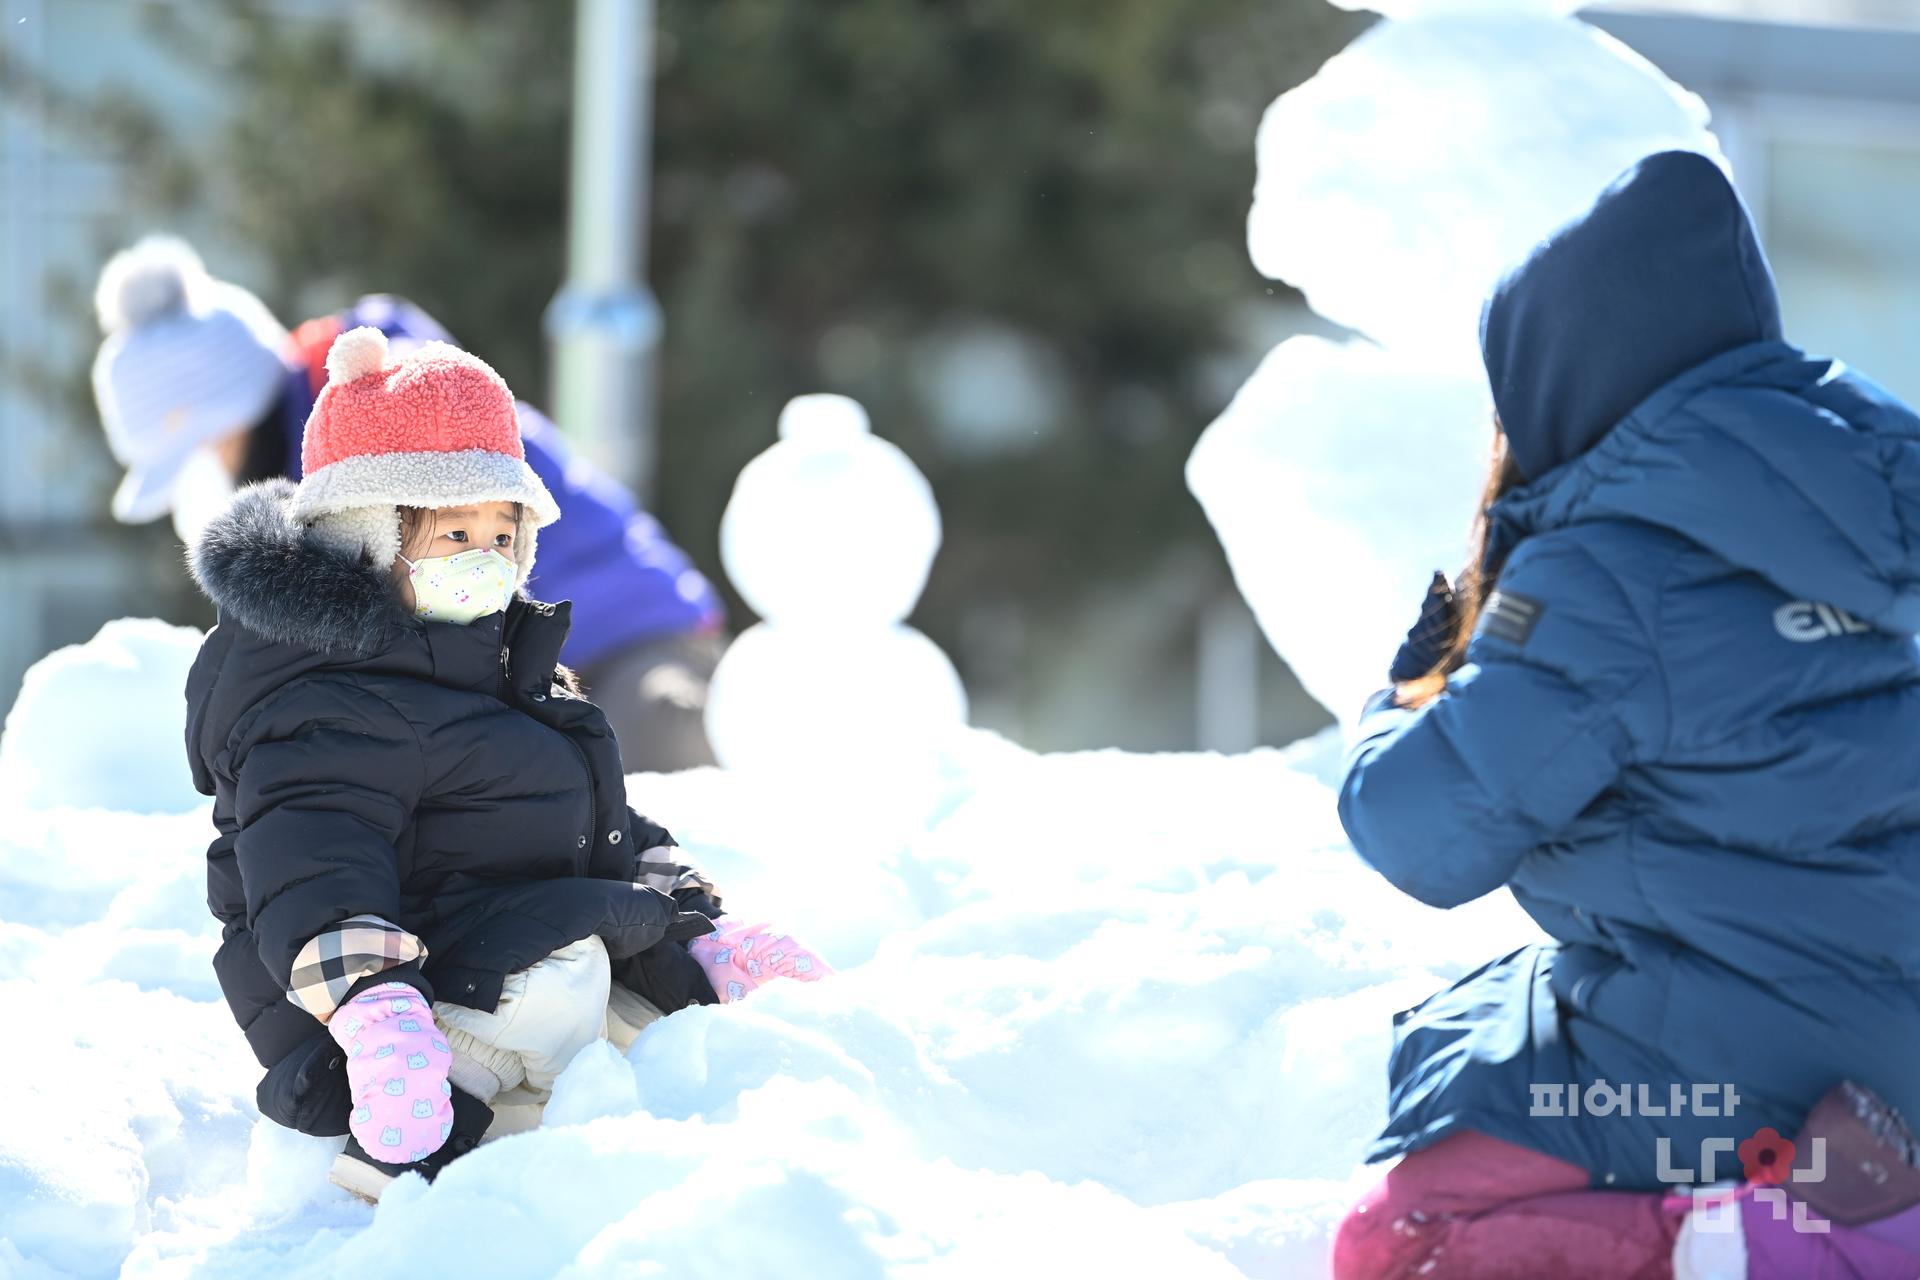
687 921 832 1003
326 981 455 1163
1390 570 1461 683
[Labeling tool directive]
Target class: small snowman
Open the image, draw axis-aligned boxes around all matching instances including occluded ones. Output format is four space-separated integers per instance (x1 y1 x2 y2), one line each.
705 394 967 777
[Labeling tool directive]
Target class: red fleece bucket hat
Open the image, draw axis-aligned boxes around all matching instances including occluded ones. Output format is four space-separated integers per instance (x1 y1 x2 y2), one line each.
290 327 559 584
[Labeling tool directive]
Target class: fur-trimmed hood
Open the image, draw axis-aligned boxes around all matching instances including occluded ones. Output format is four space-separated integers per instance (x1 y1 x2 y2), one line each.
189 477 416 656
183 477 566 787
183 478 579 812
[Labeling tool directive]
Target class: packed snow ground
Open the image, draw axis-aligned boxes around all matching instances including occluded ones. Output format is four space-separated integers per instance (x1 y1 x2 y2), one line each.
0 2 1732 1271
0 620 1549 1278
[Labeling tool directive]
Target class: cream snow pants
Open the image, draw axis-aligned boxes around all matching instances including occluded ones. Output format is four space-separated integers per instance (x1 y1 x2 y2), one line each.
432 936 664 1105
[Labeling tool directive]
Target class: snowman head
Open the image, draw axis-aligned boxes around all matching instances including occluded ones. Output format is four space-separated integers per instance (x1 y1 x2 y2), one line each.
720 394 941 629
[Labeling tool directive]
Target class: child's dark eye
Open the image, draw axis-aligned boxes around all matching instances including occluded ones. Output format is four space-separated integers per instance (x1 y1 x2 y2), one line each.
445 530 469 544
493 533 514 548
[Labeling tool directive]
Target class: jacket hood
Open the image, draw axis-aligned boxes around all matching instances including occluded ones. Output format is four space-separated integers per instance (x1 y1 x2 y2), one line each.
190 477 413 656
1482 150 1783 483
183 479 574 793
1490 341 1920 634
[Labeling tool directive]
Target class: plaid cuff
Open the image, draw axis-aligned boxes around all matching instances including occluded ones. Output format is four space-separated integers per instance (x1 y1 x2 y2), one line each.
638 844 718 901
287 914 428 1024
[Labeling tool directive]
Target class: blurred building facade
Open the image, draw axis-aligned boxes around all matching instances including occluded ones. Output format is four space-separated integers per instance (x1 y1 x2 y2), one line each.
4 0 1919 753
1 0 318 726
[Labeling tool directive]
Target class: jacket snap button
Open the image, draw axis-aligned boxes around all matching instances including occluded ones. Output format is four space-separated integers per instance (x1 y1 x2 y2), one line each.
577 836 588 848
329 1056 343 1072
532 693 547 702
464 980 477 993
608 830 623 845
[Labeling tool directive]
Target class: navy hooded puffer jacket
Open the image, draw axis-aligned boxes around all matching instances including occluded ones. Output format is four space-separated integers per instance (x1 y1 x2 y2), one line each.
1340 151 1920 1189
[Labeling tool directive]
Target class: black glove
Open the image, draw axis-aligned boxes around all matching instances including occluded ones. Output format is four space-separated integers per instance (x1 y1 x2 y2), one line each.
1389 571 1460 683
613 934 722 1011
256 1028 354 1136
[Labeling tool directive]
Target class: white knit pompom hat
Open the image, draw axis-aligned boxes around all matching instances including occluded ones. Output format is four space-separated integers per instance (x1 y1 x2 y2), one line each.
91 236 289 523
293 327 560 586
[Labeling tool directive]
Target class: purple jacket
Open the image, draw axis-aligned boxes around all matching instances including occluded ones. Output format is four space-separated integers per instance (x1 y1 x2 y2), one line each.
270 296 723 668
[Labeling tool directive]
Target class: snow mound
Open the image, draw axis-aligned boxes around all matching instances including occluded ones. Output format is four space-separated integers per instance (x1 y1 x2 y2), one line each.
0 618 205 814
1249 13 1716 363
0 709 1546 1277
1187 336 1494 721
0 981 257 1278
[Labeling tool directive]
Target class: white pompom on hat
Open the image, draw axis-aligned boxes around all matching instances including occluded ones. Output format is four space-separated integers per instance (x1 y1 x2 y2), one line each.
91 236 291 524
293 327 560 587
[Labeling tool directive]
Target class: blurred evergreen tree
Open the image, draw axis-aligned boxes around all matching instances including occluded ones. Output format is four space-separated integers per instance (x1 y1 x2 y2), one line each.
32 0 1362 741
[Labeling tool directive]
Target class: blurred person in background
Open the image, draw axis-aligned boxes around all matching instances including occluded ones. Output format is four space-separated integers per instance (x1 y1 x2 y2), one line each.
90 235 724 772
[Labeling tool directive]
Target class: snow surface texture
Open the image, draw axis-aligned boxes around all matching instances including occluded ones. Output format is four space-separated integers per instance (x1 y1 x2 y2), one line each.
0 624 1547 1277
0 618 206 815
707 395 967 779
1190 5 1721 723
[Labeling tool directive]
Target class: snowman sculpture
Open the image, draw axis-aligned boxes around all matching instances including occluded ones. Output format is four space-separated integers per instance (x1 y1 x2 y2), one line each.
704 394 968 778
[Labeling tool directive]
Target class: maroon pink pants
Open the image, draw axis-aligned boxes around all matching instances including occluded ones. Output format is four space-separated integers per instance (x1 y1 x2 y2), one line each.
1332 1130 1689 1280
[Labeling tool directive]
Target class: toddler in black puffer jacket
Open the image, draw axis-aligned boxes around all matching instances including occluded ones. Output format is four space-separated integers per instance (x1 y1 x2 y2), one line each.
184 327 828 1201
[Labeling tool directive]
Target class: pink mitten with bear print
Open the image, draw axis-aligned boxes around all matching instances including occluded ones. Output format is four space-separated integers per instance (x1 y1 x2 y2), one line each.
326 981 455 1163
686 920 832 1003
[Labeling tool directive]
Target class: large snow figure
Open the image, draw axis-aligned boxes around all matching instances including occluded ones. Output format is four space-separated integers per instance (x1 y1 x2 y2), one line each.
705 394 968 776
1188 0 1720 723
1190 337 1495 719
0 618 205 813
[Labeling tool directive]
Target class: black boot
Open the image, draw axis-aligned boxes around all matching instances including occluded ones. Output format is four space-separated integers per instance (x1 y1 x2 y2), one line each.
1789 1079 1920 1226
329 1086 493 1203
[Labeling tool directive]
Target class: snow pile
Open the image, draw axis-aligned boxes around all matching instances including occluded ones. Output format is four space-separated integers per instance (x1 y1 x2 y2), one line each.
0 618 205 814
0 630 1546 1277
1189 0 1720 720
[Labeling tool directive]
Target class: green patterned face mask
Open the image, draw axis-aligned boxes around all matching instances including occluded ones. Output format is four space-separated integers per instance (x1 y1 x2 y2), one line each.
398 547 516 624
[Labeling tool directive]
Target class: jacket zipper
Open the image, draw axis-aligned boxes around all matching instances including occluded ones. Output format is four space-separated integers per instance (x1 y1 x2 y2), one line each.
496 604 520 703
502 607 596 873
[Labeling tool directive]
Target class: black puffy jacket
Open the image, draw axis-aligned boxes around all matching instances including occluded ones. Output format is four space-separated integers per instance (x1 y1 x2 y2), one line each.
184 480 718 1134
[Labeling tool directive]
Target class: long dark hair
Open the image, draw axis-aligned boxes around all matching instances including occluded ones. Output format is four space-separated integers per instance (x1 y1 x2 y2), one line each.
1395 421 1527 710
